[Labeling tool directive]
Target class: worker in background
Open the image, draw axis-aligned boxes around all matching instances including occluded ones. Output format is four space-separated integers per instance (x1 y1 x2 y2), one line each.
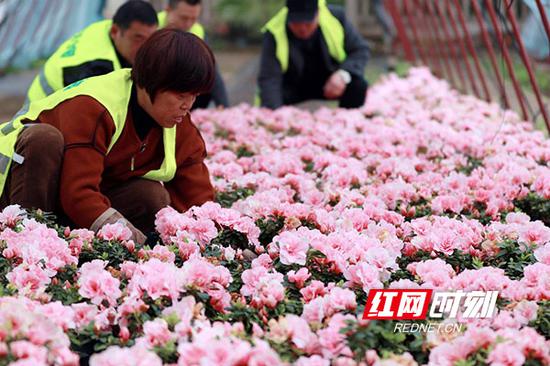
159 0 229 109
258 0 369 109
25 0 158 103
1 30 215 244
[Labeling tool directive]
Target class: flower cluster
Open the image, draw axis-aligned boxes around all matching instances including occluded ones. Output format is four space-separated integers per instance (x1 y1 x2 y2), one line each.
0 68 549 365
0 297 78 365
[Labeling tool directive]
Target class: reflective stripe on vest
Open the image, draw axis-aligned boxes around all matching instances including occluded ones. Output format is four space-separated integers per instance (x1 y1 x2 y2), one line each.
0 69 177 196
26 20 121 103
157 11 205 39
262 0 346 73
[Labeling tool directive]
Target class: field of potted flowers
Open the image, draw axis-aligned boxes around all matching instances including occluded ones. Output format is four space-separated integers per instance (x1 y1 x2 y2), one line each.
0 68 549 365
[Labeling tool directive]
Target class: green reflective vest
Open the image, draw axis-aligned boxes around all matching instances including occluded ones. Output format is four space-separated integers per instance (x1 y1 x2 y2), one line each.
262 0 347 73
0 69 177 196
26 20 121 103
157 11 205 39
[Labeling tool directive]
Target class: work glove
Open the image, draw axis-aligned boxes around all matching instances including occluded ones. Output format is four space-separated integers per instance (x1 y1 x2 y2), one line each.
90 208 147 245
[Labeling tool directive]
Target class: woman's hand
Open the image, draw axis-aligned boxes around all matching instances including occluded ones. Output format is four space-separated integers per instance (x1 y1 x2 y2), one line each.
91 207 147 245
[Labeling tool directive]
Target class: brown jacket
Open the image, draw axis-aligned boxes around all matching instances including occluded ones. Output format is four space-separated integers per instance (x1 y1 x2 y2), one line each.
34 95 214 228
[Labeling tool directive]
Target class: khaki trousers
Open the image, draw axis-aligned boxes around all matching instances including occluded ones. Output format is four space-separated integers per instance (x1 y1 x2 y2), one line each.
0 124 170 233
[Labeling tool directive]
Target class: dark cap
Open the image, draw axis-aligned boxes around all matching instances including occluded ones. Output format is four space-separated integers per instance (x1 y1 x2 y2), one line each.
287 0 318 23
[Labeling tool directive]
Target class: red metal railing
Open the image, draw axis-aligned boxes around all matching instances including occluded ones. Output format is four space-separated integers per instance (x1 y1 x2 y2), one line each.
386 0 550 132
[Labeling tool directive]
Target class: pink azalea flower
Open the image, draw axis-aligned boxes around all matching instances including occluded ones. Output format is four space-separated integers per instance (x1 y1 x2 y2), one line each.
284 314 318 352
532 173 550 198
144 244 176 263
181 257 232 291
178 338 251 365
343 262 383 293
512 301 539 325
239 266 285 308
326 287 357 314
143 318 173 347
431 194 464 214
1 220 77 272
486 343 525 366
274 229 310 266
186 218 219 245
300 280 327 303
89 345 162 366
505 212 531 224
245 339 283 365
317 314 354 358
0 297 77 364
10 340 48 363
52 347 80 366
78 260 121 306
127 258 184 301
68 228 95 256
71 303 98 328
534 243 550 264
302 297 326 324
295 355 330 366
97 223 132 242
251 253 273 269
39 301 75 331
287 268 311 289
517 221 550 247
0 204 25 228
6 264 53 296
174 232 201 260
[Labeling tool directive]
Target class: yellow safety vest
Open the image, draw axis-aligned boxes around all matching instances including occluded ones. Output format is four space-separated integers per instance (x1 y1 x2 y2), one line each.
262 0 347 73
157 11 205 39
26 20 121 103
0 69 177 196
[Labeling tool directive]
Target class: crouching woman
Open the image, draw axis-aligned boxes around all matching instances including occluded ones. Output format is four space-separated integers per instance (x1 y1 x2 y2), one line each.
0 29 215 243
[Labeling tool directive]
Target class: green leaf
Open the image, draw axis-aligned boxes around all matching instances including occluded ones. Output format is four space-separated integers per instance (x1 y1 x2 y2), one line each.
215 186 256 208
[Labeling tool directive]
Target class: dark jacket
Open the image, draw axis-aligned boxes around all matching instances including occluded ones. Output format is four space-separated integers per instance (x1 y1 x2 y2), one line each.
212 66 229 107
258 5 369 109
204 35 229 107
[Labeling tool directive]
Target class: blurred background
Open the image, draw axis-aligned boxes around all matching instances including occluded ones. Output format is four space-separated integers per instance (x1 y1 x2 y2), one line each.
0 0 408 120
0 0 549 132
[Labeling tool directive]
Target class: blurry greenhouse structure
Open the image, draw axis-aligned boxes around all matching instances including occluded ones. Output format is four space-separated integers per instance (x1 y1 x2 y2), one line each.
0 0 104 71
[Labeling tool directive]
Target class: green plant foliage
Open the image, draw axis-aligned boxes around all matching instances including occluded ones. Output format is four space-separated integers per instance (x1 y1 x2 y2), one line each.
529 301 550 339
153 340 178 364
69 324 130 363
256 216 285 246
343 319 428 364
78 237 140 269
481 239 538 280
457 156 484 176
47 265 82 304
236 145 255 158
514 193 550 227
211 227 251 251
217 302 263 333
215 187 256 208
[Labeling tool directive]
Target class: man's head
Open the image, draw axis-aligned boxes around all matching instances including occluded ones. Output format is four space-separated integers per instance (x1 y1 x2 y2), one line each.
110 0 158 65
165 0 202 32
287 0 319 39
132 29 215 128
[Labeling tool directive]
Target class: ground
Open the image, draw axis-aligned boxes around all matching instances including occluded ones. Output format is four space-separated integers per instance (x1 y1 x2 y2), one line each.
0 49 400 121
